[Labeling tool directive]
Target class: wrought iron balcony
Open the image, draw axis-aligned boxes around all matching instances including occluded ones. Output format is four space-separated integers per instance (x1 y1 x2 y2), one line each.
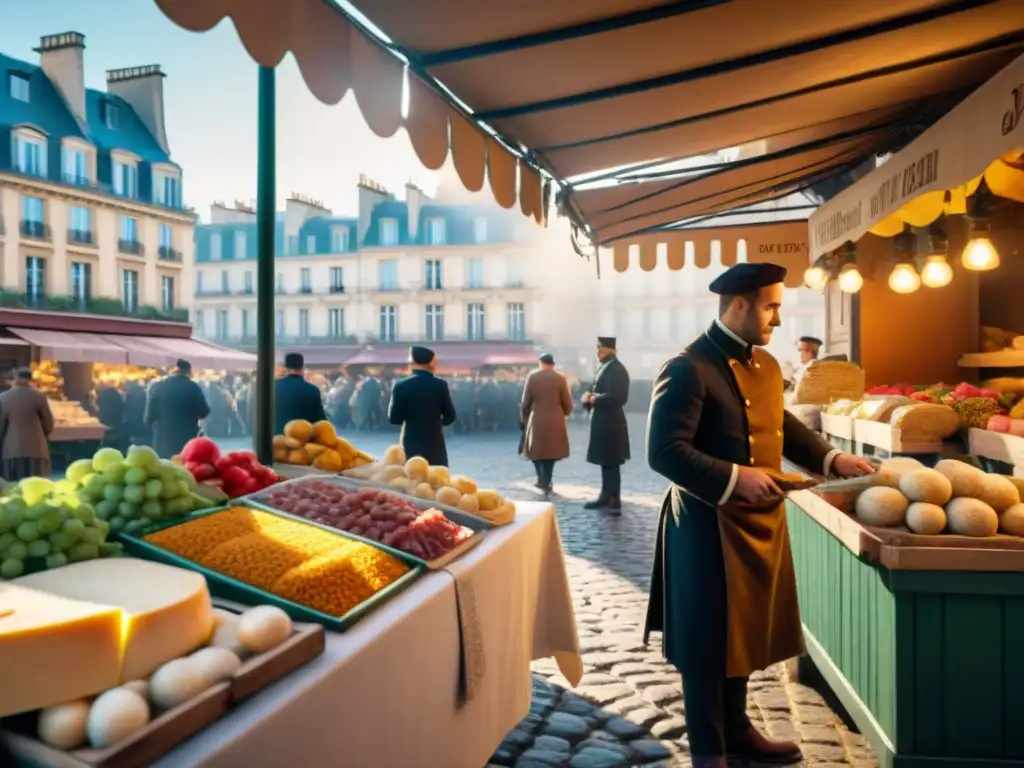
158 246 182 262
20 220 50 241
118 239 144 256
67 229 94 246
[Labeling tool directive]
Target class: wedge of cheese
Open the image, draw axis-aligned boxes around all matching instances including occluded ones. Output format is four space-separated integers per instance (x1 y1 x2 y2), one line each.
14 558 215 681
0 584 123 716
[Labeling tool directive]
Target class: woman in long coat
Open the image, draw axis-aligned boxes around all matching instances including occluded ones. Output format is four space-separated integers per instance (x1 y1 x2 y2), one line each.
0 369 54 481
520 354 574 495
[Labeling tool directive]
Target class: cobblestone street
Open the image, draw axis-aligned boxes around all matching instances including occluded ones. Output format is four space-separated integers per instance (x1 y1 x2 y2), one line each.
224 414 878 767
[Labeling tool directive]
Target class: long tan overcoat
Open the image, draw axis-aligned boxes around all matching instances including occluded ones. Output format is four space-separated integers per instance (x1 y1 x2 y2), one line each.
520 368 573 461
0 383 54 460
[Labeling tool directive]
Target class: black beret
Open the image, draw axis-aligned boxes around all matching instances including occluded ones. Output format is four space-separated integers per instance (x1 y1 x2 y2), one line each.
708 262 787 295
410 346 435 365
284 352 304 369
539 353 555 365
597 337 616 349
799 336 824 346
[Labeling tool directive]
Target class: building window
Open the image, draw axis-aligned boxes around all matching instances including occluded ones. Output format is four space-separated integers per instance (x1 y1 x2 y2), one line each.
425 259 443 290
233 231 246 259
507 302 526 341
220 270 229 293
69 206 92 244
427 218 446 245
466 257 484 289
379 259 398 290
379 305 397 342
333 228 349 252
9 73 29 102
467 303 485 340
196 272 204 294
379 218 399 247
241 309 250 338
330 267 344 293
276 272 284 293
102 101 120 130
275 310 285 338
112 159 138 197
300 268 312 293
210 233 222 260
328 308 345 338
474 216 487 244
120 216 137 242
158 224 175 260
425 305 444 341
196 309 205 335
305 234 316 254
22 196 44 223
25 257 45 304
505 258 524 288
216 310 228 339
298 309 309 338
122 269 139 313
161 276 175 311
62 146 88 184
244 271 253 294
70 261 91 307
155 172 180 207
13 133 46 177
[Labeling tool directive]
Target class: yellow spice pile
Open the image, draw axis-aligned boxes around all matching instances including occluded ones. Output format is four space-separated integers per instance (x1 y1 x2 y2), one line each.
144 506 410 617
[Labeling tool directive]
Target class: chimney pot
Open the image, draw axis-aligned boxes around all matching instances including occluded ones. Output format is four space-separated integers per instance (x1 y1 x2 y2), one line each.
106 64 169 154
36 32 87 128
35 32 85 53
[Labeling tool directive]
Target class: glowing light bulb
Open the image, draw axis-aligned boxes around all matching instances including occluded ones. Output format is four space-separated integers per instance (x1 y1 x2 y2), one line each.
920 255 953 288
888 262 921 294
803 265 828 291
837 264 863 294
960 235 1000 271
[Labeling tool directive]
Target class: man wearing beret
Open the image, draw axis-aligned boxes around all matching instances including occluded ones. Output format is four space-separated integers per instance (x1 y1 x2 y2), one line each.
582 336 630 513
388 346 457 466
273 352 326 434
643 262 874 768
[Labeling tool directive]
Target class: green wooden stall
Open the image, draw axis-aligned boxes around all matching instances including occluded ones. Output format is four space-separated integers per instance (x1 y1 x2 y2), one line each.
786 491 1024 768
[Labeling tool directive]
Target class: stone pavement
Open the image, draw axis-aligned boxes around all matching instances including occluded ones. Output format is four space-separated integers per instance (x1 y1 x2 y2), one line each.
220 414 878 767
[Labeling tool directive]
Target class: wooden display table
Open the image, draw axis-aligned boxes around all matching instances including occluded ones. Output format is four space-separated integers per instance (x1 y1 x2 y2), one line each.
786 490 1024 768
47 424 109 474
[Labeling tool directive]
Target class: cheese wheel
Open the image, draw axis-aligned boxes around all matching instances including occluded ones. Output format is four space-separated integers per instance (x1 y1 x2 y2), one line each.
14 558 215 681
0 584 123 717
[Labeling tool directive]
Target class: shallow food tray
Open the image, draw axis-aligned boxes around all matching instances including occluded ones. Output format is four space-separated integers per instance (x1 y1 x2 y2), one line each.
244 475 491 570
117 506 424 631
0 598 326 768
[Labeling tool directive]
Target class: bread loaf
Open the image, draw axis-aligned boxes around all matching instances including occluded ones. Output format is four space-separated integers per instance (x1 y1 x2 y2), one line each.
856 396 913 422
890 404 960 442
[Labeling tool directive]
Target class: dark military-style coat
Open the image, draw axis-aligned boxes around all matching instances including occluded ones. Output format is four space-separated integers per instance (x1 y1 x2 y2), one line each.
643 322 835 679
586 355 631 467
388 370 457 467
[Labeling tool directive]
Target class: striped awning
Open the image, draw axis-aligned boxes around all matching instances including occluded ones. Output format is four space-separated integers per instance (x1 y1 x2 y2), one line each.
155 0 1024 243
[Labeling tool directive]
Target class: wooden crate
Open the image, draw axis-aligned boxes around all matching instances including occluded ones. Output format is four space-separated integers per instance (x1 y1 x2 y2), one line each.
787 499 1024 768
968 428 1024 476
853 419 943 456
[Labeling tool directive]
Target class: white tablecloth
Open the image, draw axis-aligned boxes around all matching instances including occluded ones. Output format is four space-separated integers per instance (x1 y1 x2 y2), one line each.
153 502 581 768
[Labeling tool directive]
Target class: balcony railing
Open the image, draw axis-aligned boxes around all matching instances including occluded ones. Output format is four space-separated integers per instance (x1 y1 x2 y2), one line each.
158 246 182 262
67 229 94 246
329 285 346 294
298 286 313 294
118 239 144 256
0 291 188 322
20 220 50 241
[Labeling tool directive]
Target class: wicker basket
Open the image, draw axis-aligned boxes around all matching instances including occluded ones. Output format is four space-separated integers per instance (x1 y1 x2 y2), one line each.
792 360 865 405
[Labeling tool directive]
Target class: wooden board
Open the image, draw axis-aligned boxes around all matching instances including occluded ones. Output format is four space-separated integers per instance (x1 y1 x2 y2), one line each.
787 490 882 561
0 600 326 767
820 412 855 441
853 419 943 455
968 428 1024 472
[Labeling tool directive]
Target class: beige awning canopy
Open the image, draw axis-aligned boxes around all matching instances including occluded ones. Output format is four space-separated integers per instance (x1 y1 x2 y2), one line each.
155 0 1024 244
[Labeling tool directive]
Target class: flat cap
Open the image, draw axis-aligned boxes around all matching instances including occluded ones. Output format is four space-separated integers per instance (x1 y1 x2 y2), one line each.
799 336 824 346
597 337 616 349
410 345 435 365
709 262 787 295
539 353 555 365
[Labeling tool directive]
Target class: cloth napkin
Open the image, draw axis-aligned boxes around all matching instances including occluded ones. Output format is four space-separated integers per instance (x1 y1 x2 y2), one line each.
447 567 487 705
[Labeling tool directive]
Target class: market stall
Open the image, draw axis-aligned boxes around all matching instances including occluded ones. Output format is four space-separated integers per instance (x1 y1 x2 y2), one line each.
783 51 1024 768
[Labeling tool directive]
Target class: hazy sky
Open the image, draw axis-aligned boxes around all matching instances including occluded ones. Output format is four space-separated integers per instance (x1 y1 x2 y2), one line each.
1 0 440 220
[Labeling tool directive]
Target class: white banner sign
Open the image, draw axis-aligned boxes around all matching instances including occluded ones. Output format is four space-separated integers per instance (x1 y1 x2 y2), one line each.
809 52 1024 258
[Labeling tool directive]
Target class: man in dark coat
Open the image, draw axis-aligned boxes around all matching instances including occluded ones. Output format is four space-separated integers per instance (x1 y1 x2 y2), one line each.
388 346 457 466
144 359 210 459
582 337 630 512
643 263 873 768
273 353 326 433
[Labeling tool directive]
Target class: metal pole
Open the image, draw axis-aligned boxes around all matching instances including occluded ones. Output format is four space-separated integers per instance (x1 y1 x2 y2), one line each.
254 65 276 465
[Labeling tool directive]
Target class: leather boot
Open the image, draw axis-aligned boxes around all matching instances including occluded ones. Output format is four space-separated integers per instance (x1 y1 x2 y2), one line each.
727 725 802 764
583 497 607 509
690 756 727 768
606 496 622 512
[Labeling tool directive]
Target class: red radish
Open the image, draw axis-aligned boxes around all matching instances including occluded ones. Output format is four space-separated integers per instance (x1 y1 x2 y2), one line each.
181 437 220 465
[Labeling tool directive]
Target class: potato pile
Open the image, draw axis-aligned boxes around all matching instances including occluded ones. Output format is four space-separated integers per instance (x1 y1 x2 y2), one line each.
272 420 374 473
343 445 516 526
847 457 1024 538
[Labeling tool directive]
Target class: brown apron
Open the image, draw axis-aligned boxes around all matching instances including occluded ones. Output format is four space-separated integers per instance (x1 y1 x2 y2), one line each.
718 349 810 678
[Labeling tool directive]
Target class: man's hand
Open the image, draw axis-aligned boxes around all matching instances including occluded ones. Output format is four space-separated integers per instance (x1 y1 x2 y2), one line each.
833 453 875 478
582 392 594 406
733 465 783 504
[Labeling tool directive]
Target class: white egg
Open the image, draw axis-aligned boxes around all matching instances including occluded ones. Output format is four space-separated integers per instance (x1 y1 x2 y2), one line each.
209 618 250 659
237 606 292 654
86 689 150 749
190 647 242 686
38 699 90 750
148 658 207 711
120 680 149 700
211 608 239 627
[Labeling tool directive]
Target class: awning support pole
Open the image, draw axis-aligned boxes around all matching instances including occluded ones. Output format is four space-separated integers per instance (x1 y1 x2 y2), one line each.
254 65 276 466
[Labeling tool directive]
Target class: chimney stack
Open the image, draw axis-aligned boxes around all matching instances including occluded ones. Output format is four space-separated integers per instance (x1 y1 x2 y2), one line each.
36 32 87 128
106 65 169 153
